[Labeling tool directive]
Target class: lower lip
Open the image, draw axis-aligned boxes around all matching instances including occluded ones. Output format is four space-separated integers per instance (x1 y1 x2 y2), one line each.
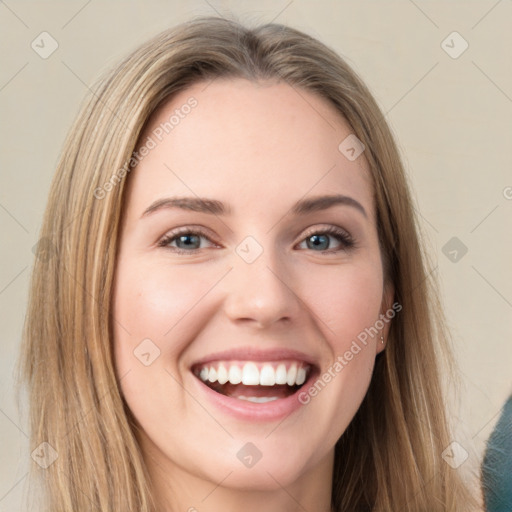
190 372 315 422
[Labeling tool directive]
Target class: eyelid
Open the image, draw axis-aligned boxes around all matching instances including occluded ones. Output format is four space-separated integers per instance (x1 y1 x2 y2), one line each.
299 224 353 242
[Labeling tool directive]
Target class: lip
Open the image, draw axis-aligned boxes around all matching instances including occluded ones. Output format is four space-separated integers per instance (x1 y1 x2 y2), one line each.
189 347 319 422
190 347 319 367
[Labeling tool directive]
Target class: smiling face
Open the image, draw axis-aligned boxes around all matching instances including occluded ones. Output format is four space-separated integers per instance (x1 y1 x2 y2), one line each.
112 78 393 502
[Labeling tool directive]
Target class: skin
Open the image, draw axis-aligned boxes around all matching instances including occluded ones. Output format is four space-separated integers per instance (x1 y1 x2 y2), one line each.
112 78 394 512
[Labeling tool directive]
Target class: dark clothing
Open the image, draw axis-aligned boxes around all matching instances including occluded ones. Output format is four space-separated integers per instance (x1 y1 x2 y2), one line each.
482 395 512 511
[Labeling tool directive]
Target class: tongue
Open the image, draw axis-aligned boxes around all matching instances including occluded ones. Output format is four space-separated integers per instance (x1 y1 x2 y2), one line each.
212 382 296 399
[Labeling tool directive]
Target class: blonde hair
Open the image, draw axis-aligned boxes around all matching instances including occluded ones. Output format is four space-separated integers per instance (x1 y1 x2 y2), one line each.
20 16 480 511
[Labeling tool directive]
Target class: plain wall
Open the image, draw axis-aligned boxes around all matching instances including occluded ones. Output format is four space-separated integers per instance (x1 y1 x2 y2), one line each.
1 1 511 508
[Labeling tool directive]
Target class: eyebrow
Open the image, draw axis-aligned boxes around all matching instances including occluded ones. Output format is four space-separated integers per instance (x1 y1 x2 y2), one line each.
141 194 367 219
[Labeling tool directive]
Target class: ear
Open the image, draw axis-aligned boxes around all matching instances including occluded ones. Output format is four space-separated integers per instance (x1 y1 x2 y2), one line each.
376 280 395 354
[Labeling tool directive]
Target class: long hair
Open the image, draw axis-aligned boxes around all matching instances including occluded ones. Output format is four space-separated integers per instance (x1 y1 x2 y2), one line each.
19 15 480 511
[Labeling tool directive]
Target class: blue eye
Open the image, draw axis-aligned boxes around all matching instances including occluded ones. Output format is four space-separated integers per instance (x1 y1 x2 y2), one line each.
173 233 201 250
298 227 355 252
158 226 355 254
159 230 213 253
304 233 337 251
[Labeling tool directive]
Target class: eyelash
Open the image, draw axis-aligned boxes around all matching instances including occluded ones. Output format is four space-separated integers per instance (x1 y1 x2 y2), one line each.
157 226 356 255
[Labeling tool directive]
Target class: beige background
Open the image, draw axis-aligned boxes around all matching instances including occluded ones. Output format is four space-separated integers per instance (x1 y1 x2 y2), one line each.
1 0 511 508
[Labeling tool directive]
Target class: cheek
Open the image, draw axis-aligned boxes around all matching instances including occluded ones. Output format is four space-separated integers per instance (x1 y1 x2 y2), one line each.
111 256 219 438
298 259 382 414
295 265 382 439
301 259 384 350
112 256 217 366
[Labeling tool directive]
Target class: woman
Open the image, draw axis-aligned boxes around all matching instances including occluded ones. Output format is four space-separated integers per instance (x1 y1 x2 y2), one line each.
20 16 481 511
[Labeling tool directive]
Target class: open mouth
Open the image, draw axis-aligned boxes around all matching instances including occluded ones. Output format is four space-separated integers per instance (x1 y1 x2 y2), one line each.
192 361 314 403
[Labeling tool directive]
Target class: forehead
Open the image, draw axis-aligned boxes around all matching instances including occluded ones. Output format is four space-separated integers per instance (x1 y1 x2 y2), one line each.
126 78 374 220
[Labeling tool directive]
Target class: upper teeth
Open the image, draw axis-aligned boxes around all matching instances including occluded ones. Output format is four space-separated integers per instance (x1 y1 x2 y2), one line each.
196 361 309 387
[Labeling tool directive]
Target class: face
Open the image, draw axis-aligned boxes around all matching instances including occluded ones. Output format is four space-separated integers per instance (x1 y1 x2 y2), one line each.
112 78 393 496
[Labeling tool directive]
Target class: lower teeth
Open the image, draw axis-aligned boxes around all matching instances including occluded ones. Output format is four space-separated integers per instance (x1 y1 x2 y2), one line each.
236 395 279 403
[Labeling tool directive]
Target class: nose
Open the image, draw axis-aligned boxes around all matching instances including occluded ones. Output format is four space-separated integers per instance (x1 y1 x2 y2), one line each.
222 246 302 329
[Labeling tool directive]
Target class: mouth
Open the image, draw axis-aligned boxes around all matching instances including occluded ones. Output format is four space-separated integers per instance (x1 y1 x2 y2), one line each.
192 360 313 403
189 347 320 421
